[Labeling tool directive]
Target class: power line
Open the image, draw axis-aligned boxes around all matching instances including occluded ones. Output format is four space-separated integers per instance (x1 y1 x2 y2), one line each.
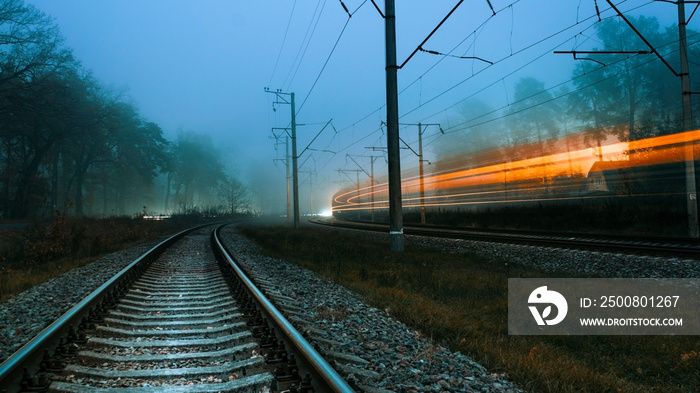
325 0 519 166
333 0 643 137
281 0 327 90
424 36 700 145
403 1 652 122
296 1 369 116
331 0 521 139
321 2 686 208
330 4 694 180
397 0 466 70
267 0 298 87
296 17 351 116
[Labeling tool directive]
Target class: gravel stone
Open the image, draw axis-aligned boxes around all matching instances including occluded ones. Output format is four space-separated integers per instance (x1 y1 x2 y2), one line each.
2 225 698 392
219 227 525 392
0 239 164 363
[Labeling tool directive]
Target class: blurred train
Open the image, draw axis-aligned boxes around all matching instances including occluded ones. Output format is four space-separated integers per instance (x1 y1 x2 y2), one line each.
331 130 700 221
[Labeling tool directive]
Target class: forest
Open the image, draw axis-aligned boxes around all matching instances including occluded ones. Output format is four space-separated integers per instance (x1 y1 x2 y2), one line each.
0 0 250 219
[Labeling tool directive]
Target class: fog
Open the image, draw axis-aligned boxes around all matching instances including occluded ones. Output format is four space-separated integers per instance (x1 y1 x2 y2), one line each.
5 0 697 218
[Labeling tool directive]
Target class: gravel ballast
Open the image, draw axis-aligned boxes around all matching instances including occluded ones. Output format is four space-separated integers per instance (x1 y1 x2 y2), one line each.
219 226 524 393
1 224 698 392
0 240 164 362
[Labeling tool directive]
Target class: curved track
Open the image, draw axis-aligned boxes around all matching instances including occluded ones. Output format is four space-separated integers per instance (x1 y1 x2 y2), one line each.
0 225 354 393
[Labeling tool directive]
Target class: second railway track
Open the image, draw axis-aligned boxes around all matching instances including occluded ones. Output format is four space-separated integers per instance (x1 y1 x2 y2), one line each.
311 218 700 259
0 225 354 393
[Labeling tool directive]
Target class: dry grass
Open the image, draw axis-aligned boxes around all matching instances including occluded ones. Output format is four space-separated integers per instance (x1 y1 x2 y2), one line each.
0 255 114 304
240 224 699 393
0 213 200 303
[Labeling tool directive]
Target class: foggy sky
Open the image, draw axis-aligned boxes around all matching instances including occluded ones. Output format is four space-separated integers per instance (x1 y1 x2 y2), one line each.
24 0 690 214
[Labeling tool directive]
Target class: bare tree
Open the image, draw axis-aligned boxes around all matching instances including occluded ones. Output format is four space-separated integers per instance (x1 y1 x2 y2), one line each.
218 177 250 215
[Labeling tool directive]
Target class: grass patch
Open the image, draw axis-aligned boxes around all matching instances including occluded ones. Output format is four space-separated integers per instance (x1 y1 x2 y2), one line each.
239 224 699 393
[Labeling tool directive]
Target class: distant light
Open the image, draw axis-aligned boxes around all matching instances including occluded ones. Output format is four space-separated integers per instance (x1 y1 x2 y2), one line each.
319 209 333 217
143 215 171 220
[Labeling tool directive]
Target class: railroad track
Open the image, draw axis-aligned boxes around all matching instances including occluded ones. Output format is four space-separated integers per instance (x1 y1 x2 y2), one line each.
311 218 700 259
0 225 354 393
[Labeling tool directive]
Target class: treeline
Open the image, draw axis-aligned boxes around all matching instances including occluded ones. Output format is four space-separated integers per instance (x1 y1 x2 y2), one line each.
0 0 248 219
435 15 700 172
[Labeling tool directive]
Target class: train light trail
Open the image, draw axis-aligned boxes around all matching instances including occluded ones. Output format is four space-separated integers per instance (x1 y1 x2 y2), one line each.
332 130 700 213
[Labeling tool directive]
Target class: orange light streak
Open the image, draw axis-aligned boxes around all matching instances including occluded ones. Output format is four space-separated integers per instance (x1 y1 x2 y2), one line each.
332 130 700 212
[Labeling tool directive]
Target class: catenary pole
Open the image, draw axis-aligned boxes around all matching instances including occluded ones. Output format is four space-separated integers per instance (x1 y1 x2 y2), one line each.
291 92 300 229
678 1 699 238
418 123 426 224
265 88 300 228
385 0 403 251
286 136 291 223
370 156 375 222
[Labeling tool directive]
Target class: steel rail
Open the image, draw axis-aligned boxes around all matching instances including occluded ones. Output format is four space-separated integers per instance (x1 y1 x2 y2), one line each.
0 225 204 393
310 218 700 259
212 224 355 393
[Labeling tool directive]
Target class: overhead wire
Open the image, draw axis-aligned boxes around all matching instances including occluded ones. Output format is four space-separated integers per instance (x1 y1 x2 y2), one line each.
400 1 521 95
421 44 663 142
404 0 650 122
295 17 351 116
273 1 371 175
296 0 370 116
409 21 600 125
281 0 327 90
328 0 670 187
421 33 700 153
333 0 641 141
333 0 521 140
283 0 677 192
326 0 520 173
267 0 298 88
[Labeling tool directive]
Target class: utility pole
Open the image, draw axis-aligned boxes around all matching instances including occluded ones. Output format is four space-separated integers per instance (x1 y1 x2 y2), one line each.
385 0 403 251
272 131 291 222
290 92 299 228
347 154 381 221
337 169 363 219
418 123 426 224
310 175 313 216
398 122 441 224
365 146 390 221
300 170 315 216
285 136 291 222
679 0 699 238
370 156 376 222
266 88 300 228
377 0 465 247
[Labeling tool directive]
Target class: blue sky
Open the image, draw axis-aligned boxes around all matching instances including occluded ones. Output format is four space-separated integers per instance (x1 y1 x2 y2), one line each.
24 0 691 213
